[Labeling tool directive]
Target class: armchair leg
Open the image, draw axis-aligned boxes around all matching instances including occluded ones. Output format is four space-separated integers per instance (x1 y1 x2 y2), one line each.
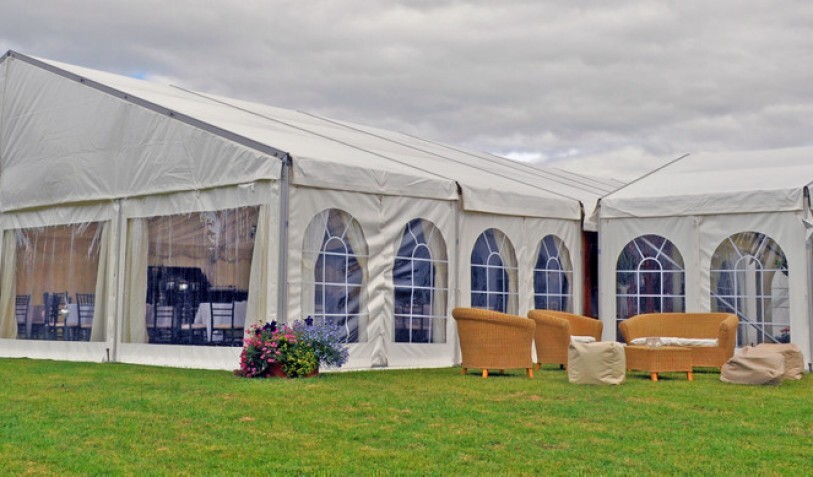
536 363 541 370
460 368 467 375
482 369 488 379
526 368 534 379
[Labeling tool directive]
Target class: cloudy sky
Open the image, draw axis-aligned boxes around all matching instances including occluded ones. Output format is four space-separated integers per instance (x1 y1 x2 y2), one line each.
1 0 811 180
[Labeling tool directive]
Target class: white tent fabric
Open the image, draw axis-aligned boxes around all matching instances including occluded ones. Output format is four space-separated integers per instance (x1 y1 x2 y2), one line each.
0 51 600 371
30 56 589 220
601 148 813 218
0 57 281 213
598 149 813 367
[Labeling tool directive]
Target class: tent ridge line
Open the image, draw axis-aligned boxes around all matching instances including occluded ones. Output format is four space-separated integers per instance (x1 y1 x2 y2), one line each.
603 152 691 198
547 166 625 191
298 110 585 209
4 50 290 162
170 86 459 188
396 129 617 195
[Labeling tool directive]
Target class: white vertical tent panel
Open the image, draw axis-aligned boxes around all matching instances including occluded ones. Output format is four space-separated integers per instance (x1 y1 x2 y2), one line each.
598 215 702 341
115 183 278 370
523 217 584 316
0 203 116 362
380 195 457 369
696 211 810 362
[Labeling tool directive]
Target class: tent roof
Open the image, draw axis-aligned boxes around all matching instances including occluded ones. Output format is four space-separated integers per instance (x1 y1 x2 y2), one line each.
0 51 609 221
601 147 813 219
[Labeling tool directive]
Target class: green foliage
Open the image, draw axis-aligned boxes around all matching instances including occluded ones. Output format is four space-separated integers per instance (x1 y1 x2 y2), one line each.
1 359 812 475
282 344 318 378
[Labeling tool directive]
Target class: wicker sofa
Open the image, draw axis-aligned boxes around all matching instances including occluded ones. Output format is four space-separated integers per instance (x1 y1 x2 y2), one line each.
527 310 603 368
618 312 739 368
452 307 535 379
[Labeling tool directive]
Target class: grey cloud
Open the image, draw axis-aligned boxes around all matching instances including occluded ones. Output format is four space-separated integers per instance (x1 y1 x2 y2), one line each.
1 0 812 181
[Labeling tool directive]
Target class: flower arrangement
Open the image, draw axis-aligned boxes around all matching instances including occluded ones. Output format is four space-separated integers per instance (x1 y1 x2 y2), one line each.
236 318 349 378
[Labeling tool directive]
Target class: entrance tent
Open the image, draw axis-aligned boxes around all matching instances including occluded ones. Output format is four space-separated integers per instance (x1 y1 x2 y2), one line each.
0 51 607 370
598 149 813 366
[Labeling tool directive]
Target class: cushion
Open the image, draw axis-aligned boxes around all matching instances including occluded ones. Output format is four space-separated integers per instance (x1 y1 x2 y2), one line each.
750 344 805 381
567 341 626 385
630 337 718 347
570 335 597 344
721 353 784 385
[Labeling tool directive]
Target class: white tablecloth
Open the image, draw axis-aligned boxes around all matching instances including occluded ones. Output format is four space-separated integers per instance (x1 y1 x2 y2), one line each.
194 301 247 341
21 303 82 338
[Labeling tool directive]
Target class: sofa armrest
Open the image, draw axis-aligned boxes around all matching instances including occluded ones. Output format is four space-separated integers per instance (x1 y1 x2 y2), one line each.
718 314 739 351
568 315 603 341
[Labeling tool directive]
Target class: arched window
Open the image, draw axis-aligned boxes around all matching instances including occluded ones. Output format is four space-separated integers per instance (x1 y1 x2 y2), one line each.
533 235 573 312
393 219 448 344
471 228 518 313
616 235 685 330
711 232 789 346
302 209 368 343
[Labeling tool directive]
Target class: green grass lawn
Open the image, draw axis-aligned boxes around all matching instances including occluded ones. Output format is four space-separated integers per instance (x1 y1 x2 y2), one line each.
1 359 812 476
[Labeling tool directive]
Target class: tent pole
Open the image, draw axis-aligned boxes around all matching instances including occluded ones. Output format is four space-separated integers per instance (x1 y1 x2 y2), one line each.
804 187 813 371
112 200 126 363
277 155 292 322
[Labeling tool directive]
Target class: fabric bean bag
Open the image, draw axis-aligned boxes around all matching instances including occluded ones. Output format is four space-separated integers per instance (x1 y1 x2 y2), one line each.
721 352 784 385
567 341 626 385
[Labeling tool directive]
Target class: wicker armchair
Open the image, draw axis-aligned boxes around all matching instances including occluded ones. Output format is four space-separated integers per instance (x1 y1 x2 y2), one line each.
527 310 603 368
452 308 535 379
619 312 738 368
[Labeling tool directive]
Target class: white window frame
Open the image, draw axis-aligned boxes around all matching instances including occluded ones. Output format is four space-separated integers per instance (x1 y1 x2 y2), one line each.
393 220 448 344
616 235 685 330
533 235 573 312
711 232 789 346
305 211 368 344
471 229 518 313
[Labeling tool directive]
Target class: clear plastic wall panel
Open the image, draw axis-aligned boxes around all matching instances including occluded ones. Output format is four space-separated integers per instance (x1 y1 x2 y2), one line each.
144 207 259 346
710 232 789 346
470 228 518 314
393 219 449 344
533 235 573 312
15 223 102 341
616 234 685 336
302 209 369 343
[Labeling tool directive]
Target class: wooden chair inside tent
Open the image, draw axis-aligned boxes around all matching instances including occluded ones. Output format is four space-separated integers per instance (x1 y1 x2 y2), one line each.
43 292 70 340
15 294 31 339
148 305 175 344
178 305 207 345
210 301 241 346
76 293 95 341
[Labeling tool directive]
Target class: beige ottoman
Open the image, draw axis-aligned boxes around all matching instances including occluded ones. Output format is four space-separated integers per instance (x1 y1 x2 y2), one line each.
721 352 784 385
751 343 805 380
567 341 626 385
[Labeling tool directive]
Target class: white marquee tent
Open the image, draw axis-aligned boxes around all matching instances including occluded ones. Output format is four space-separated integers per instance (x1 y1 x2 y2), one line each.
0 51 611 371
598 149 813 367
